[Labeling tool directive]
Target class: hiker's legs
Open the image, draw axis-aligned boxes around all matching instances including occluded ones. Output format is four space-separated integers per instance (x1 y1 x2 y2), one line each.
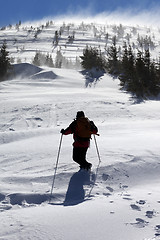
73 147 91 169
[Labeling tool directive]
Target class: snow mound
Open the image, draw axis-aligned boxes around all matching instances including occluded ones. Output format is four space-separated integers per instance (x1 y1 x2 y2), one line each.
12 63 42 78
8 193 49 205
31 70 57 80
12 63 57 80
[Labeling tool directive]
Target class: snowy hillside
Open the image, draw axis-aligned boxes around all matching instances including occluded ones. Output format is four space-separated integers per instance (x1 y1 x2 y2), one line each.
1 17 160 66
0 18 160 240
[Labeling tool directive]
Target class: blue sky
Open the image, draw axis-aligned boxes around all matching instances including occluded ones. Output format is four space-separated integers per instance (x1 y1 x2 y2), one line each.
1 0 160 26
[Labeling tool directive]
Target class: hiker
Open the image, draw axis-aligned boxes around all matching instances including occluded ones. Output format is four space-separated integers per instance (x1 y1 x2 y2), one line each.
60 111 98 170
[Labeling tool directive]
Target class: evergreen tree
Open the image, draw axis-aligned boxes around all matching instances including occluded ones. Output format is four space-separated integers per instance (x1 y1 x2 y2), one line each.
0 42 11 80
45 53 54 67
106 42 119 75
149 61 159 96
33 52 54 67
143 49 151 95
80 46 106 71
119 43 136 92
55 50 63 68
156 57 160 85
134 50 146 97
147 59 160 96
53 31 59 46
119 42 129 86
126 45 136 91
108 40 160 98
32 52 41 66
144 49 150 70
48 55 54 67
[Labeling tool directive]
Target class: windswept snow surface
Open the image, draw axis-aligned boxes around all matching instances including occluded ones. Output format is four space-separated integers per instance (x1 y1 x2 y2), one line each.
0 65 160 240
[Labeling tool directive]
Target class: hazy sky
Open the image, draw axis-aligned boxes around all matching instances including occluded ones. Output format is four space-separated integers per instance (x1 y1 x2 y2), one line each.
1 0 160 26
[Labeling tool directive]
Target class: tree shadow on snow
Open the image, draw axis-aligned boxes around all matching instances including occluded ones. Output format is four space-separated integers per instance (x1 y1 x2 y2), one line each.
81 69 104 88
63 170 90 206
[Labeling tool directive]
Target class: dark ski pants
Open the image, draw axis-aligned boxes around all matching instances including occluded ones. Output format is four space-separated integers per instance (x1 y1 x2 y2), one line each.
73 147 91 169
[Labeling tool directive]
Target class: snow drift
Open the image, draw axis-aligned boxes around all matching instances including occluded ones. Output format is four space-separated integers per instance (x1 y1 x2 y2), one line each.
11 63 57 80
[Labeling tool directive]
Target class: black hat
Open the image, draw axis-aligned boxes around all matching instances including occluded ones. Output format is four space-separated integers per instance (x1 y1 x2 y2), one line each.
76 111 85 118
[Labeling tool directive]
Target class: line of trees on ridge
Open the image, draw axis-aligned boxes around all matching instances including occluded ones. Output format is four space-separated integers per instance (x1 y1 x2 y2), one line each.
80 43 160 98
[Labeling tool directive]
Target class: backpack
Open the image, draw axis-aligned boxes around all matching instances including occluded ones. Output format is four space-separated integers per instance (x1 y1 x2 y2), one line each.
76 117 91 138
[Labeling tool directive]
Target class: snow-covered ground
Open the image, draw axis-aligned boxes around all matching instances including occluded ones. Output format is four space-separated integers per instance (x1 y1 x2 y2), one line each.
0 64 160 240
0 18 160 240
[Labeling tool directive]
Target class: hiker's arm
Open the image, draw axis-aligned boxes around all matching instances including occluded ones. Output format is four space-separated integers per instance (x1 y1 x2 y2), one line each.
90 121 98 134
60 121 75 135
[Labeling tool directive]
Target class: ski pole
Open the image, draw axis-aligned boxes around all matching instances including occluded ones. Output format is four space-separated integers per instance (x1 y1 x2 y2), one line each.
49 133 63 202
93 134 101 164
87 134 101 198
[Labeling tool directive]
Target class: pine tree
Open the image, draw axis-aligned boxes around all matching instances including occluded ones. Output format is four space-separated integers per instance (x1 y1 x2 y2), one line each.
143 49 151 95
133 50 145 97
119 43 136 92
45 53 50 66
45 53 54 67
32 52 41 66
55 50 63 68
53 31 59 46
80 46 106 71
0 42 11 80
156 57 160 86
146 58 160 96
119 42 129 86
149 61 159 96
126 45 136 90
106 42 119 75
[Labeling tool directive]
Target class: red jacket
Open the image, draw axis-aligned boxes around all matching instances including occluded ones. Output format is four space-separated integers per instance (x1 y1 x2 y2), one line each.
63 118 98 148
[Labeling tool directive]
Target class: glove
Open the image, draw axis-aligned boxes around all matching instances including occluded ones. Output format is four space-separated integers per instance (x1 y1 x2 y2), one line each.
60 129 65 134
90 121 94 127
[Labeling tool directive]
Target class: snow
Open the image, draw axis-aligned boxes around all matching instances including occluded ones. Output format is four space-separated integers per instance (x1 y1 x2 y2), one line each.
0 19 160 240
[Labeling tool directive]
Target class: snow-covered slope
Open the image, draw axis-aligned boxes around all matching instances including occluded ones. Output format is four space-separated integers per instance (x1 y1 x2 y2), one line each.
0 66 160 240
0 18 160 240
1 18 160 65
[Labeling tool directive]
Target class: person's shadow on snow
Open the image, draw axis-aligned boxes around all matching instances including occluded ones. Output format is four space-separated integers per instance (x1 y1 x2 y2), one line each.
64 170 90 206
